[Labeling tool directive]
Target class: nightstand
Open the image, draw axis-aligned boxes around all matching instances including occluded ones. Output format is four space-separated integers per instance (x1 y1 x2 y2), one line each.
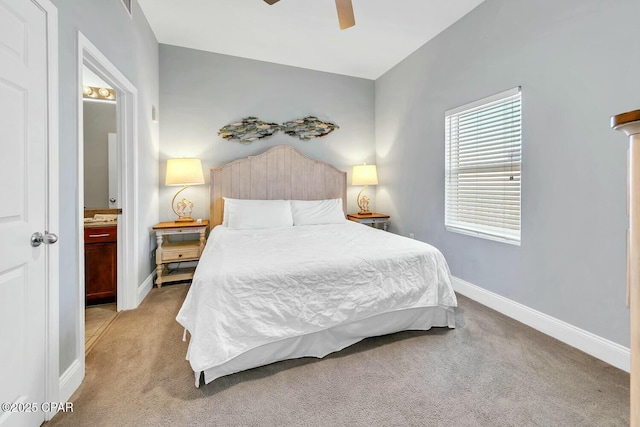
152 220 209 287
347 213 390 231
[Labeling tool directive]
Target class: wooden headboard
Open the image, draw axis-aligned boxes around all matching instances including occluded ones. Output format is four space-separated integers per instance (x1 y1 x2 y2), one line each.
210 145 347 227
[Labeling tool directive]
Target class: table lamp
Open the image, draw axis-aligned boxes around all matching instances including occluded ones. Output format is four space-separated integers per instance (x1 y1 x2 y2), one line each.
165 158 205 222
352 164 378 215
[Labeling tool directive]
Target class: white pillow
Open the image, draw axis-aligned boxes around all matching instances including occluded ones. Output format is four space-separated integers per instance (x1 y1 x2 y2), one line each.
291 199 346 226
223 198 293 229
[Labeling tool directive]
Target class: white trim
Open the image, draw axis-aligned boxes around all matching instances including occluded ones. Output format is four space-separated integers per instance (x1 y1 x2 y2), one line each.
137 272 155 305
76 36 86 388
75 32 139 396
452 276 631 372
58 359 82 403
35 0 60 421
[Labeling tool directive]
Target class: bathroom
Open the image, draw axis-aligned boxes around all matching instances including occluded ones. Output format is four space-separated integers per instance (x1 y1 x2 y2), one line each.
82 66 119 352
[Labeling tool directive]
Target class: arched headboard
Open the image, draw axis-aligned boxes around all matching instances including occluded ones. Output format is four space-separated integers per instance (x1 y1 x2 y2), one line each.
210 145 347 227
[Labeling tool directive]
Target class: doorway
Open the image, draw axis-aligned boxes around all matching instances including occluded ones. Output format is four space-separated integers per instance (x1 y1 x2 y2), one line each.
76 32 139 379
81 65 119 352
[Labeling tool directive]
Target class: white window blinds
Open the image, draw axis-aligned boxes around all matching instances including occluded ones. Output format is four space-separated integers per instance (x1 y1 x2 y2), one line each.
445 87 521 244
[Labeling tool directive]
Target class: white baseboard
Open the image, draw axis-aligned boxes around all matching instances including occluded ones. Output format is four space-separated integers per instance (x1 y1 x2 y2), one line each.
58 359 82 403
137 272 155 306
58 273 154 405
451 276 631 373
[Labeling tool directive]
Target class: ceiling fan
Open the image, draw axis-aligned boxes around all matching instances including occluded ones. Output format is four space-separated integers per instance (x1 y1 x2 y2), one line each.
263 0 356 30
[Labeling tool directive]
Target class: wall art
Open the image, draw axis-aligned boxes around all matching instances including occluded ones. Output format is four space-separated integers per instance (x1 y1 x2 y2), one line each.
218 117 281 144
281 116 339 141
218 116 339 143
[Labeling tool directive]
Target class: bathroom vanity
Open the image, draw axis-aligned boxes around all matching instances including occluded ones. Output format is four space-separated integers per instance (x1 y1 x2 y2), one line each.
84 209 120 304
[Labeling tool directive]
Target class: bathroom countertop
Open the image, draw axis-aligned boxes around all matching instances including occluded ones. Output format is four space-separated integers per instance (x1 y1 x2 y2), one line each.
84 220 117 228
84 208 122 218
84 208 120 228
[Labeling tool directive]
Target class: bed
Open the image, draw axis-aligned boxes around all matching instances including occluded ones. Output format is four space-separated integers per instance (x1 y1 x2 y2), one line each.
176 145 457 386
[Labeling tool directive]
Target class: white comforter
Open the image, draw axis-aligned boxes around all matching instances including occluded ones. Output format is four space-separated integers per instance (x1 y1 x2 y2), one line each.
176 221 457 376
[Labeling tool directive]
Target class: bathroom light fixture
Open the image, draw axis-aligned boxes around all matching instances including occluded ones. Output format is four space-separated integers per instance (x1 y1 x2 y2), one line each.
82 85 116 101
165 158 205 222
352 164 378 215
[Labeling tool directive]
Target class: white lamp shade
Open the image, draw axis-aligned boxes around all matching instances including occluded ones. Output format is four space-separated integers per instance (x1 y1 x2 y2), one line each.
165 158 205 186
352 164 378 186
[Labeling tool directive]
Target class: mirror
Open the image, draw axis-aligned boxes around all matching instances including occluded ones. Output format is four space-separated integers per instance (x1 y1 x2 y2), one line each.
82 66 118 209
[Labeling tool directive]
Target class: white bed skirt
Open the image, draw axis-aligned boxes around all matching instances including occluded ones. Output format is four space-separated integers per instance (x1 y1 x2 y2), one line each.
197 305 455 387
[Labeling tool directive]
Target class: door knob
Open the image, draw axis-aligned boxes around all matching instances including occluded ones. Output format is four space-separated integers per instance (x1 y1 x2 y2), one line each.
31 231 59 247
110 198 116 203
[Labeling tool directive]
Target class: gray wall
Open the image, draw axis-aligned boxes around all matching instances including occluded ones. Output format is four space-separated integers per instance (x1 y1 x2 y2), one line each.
83 101 116 208
375 0 640 347
53 0 159 374
159 45 375 222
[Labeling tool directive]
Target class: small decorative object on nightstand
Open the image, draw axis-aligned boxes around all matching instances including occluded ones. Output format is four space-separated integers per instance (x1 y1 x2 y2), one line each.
351 164 378 215
347 213 390 231
152 220 209 287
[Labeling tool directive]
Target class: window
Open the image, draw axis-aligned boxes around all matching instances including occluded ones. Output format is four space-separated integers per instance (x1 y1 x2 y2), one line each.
445 87 521 244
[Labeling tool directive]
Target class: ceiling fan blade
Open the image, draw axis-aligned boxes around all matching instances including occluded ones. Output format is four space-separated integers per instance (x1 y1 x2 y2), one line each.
335 0 355 30
264 0 279 4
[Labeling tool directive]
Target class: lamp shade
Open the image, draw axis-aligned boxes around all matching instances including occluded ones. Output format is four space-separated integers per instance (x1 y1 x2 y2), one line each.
352 164 378 186
165 158 205 186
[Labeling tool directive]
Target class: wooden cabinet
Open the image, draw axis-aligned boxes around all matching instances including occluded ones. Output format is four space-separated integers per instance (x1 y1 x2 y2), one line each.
84 225 117 304
347 213 390 231
152 221 209 287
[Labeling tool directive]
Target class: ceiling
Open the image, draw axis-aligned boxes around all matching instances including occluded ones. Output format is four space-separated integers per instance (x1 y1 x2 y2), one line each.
138 0 485 80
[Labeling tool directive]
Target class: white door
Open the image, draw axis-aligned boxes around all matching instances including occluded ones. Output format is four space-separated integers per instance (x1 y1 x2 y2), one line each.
0 1 52 426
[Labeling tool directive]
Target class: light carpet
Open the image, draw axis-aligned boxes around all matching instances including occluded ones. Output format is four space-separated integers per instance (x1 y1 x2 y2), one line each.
48 284 629 426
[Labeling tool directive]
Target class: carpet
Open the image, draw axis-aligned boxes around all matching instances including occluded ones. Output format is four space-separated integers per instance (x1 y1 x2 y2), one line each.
48 285 629 426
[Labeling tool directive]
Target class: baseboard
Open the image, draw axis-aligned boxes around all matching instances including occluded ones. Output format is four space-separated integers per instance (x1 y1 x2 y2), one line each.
58 359 82 403
58 274 154 403
137 272 155 306
451 276 631 373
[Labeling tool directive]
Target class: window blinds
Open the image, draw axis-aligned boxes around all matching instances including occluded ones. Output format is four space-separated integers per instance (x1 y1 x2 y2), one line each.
445 87 521 244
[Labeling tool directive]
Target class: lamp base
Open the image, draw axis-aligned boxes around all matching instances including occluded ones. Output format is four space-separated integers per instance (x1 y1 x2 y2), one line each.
356 186 372 216
175 216 195 223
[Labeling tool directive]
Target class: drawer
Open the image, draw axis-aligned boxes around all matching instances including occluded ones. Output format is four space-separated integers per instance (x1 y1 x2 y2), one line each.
368 218 387 223
355 217 387 225
161 241 200 262
84 226 117 243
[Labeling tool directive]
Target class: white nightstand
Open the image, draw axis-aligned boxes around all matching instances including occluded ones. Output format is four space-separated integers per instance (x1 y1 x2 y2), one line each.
152 220 209 287
347 213 390 231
